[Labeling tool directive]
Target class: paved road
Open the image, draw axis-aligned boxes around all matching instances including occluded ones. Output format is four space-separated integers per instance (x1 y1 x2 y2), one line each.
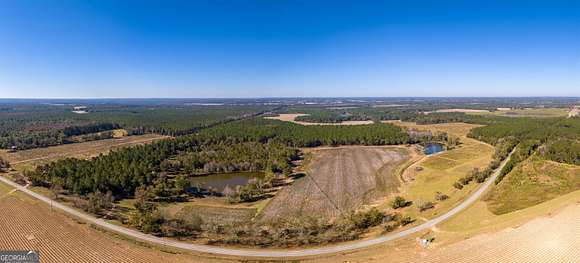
0 150 513 258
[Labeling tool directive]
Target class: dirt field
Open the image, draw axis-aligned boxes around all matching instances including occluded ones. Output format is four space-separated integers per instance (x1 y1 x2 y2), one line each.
0 188 235 263
260 146 411 220
265 113 374 125
0 134 168 170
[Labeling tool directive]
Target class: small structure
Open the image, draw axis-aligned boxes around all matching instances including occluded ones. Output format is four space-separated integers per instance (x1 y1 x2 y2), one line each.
8 146 17 153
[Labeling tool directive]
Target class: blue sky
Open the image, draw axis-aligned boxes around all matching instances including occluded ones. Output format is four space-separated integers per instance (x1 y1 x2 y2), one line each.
0 0 579 98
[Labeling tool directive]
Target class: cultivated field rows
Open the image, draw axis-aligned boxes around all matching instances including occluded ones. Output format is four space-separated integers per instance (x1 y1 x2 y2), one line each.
260 146 410 220
0 192 227 263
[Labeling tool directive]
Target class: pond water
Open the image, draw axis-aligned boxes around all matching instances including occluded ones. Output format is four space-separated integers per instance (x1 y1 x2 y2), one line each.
189 172 265 192
424 143 445 155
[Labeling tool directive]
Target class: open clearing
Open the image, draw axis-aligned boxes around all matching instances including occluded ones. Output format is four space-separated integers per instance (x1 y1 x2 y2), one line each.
569 106 579 118
265 113 374 125
0 134 168 169
468 107 569 118
260 146 411 220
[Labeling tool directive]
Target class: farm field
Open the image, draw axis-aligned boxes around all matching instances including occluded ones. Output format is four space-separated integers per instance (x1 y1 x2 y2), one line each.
0 186 234 263
467 107 569 118
0 134 168 170
265 113 374 125
260 146 411 220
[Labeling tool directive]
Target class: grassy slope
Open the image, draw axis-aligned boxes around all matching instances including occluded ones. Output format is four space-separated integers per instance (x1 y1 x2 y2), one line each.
385 122 494 221
485 156 580 215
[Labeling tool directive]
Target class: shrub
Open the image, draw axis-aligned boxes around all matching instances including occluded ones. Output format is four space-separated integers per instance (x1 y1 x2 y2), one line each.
383 223 397 233
435 191 449 201
352 208 386 229
453 181 464 190
391 196 411 209
417 200 435 212
399 216 414 226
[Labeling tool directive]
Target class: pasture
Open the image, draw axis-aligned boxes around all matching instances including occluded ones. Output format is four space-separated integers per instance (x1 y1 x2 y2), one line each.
260 146 411 220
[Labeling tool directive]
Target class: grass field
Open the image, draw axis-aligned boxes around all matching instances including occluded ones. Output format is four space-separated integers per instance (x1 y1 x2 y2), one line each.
0 134 168 170
468 107 569 118
386 122 495 220
155 196 264 226
260 146 411 220
485 156 580 215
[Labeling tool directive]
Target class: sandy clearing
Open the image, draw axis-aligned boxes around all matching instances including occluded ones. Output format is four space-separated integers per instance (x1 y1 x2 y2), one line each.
568 106 579 118
265 113 374 125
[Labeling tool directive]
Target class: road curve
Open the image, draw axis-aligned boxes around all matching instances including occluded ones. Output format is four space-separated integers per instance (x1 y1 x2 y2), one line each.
0 150 513 258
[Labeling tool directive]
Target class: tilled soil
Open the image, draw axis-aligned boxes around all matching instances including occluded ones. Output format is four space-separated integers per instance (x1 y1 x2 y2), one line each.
261 146 409 220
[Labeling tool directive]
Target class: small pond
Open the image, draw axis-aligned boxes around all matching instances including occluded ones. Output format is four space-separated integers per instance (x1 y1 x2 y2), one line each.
189 172 265 192
424 143 445 155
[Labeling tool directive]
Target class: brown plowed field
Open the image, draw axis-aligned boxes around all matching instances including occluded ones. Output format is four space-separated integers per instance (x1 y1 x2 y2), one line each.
0 191 231 263
260 146 410 220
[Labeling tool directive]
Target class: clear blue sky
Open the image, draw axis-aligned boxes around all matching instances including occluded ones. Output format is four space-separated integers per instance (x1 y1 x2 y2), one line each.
0 0 579 98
